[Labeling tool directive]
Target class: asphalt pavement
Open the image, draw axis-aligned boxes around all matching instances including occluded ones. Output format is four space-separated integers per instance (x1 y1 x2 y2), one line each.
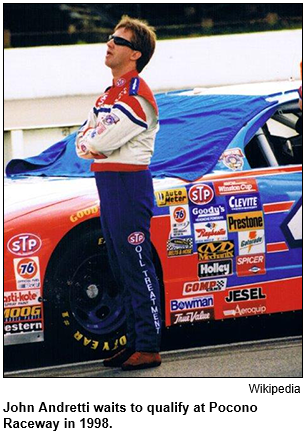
4 336 302 378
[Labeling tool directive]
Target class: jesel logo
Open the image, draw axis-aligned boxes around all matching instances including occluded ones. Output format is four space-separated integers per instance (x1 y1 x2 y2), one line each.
197 240 234 261
128 232 145 245
188 184 214 205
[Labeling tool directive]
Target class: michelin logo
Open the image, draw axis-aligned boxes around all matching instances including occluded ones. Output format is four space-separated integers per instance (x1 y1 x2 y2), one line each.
171 296 214 312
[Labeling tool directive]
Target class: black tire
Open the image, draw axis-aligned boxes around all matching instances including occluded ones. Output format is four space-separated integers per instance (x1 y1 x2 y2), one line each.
43 222 127 363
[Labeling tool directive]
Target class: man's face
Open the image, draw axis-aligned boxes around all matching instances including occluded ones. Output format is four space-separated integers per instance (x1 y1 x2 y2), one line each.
105 27 137 70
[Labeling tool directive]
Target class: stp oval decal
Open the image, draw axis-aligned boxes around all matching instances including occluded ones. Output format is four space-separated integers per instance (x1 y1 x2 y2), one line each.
128 232 145 245
189 184 214 205
7 233 42 256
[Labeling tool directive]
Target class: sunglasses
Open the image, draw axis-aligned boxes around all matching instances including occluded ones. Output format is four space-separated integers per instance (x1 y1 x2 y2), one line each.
108 34 139 51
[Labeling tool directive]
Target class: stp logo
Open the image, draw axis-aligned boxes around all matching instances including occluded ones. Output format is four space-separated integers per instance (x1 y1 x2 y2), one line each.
7 234 42 256
189 184 214 205
128 232 145 245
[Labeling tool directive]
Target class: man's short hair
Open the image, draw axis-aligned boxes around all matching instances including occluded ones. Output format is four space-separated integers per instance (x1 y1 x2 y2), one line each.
115 15 156 73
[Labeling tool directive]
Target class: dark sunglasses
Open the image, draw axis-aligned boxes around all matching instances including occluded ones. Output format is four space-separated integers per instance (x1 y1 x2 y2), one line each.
108 34 139 51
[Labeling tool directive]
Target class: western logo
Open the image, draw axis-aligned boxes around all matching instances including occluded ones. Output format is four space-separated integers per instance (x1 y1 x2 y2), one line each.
197 240 235 261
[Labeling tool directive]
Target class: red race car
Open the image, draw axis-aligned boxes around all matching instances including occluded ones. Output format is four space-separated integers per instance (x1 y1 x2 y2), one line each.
4 83 302 362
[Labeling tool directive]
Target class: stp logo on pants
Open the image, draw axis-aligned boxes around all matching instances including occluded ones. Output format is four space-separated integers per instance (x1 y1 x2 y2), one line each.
128 232 145 245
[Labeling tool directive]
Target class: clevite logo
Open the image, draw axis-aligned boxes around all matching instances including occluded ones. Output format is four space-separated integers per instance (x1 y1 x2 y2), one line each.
188 184 214 205
127 232 145 245
183 279 227 295
7 234 42 256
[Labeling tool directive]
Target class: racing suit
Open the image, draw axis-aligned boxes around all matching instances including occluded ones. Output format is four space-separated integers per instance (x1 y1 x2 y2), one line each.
76 69 161 352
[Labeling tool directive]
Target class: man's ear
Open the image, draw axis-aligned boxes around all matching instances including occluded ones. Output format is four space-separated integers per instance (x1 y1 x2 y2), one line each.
130 50 142 62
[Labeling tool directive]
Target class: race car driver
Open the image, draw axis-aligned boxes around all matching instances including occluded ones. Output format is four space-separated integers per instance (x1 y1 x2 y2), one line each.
76 16 162 371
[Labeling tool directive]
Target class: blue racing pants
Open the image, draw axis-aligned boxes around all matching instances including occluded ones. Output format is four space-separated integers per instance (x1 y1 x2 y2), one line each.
95 170 161 352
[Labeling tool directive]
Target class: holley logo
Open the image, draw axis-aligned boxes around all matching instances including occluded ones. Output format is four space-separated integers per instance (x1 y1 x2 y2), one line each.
7 234 42 256
128 232 145 245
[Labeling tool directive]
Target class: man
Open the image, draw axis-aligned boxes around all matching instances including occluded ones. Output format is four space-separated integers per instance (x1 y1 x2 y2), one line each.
76 16 161 371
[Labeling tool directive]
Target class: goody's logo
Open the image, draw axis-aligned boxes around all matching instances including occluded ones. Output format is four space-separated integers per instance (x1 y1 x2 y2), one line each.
188 184 214 205
7 234 42 256
128 232 145 245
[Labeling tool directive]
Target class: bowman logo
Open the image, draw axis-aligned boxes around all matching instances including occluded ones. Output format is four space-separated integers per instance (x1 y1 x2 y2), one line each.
188 184 214 205
127 232 145 245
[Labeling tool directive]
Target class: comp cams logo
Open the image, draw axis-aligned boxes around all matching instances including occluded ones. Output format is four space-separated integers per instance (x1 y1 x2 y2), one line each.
183 279 227 295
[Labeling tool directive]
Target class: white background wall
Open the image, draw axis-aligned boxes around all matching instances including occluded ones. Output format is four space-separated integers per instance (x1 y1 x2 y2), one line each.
4 29 302 100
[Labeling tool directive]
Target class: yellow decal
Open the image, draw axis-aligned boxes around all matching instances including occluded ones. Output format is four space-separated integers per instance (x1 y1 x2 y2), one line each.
70 205 99 223
155 188 188 207
227 211 264 232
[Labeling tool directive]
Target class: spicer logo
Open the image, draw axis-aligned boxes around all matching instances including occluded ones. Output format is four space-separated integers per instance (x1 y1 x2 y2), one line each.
188 184 214 205
7 234 42 256
128 232 145 245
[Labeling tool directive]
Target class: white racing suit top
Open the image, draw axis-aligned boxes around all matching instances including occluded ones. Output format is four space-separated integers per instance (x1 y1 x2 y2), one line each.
76 69 159 172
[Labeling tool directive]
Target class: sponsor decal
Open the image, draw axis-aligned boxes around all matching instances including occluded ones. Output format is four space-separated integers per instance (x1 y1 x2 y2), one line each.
191 204 226 223
155 187 188 207
13 257 41 290
102 113 120 125
238 230 265 255
7 233 42 256
127 232 145 245
171 295 214 312
4 289 41 308
70 204 99 222
227 211 264 232
167 238 193 257
214 178 258 196
197 240 235 261
188 184 214 205
194 220 228 243
198 259 232 278
219 148 245 171
4 305 42 322
96 121 107 135
226 193 261 213
223 303 267 317
95 93 108 107
236 254 266 276
225 287 266 303
116 78 126 87
171 308 214 325
183 279 227 295
4 321 43 335
170 205 192 237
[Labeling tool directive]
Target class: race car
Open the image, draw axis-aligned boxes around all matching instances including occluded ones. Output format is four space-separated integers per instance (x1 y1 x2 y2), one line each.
4 82 302 362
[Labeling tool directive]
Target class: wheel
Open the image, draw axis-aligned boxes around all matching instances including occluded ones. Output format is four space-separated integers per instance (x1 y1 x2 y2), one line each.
43 223 127 363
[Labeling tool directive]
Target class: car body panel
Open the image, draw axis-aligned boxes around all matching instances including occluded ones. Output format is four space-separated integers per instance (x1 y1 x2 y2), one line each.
4 83 302 348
